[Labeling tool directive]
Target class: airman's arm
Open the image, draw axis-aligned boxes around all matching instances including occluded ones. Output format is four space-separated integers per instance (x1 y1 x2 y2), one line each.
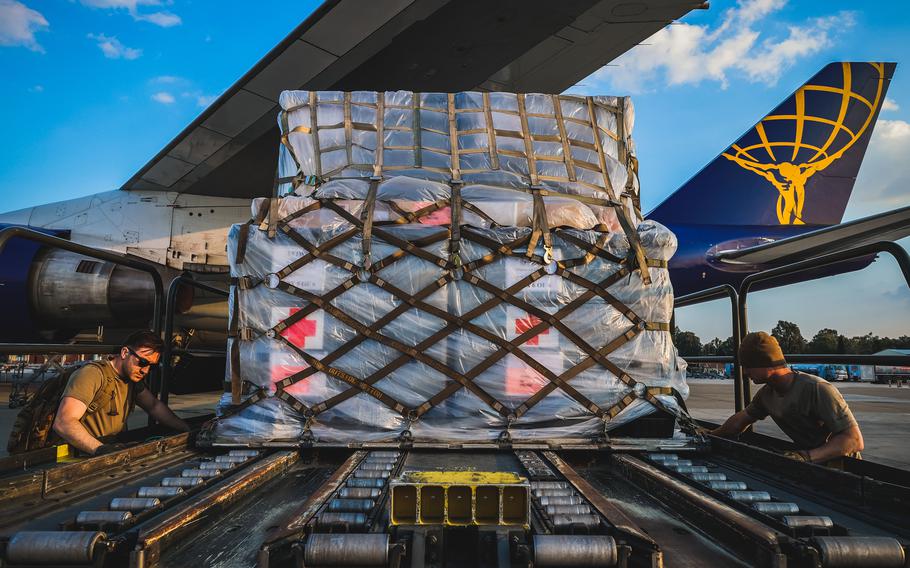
52 396 103 454
710 410 757 438
135 389 190 432
806 424 864 463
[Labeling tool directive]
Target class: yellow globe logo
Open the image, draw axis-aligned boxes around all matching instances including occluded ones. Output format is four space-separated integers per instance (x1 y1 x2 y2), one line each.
723 62 887 225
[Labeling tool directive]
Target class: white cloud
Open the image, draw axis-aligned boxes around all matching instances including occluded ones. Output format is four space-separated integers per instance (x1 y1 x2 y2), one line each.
882 97 899 112
78 0 181 27
135 11 180 27
177 89 217 107
875 119 910 141
152 75 181 84
151 91 175 104
844 119 910 219
196 94 217 107
0 0 48 52
87 33 142 60
587 0 855 93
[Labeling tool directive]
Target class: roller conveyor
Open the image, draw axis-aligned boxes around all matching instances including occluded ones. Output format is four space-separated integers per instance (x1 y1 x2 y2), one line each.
1 437 907 568
0 434 266 566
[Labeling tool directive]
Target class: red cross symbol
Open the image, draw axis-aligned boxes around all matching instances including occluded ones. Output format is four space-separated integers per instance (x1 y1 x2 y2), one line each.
514 313 549 346
281 308 319 348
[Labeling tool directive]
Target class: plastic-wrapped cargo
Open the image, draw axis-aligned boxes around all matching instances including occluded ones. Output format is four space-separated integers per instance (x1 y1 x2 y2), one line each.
210 90 687 445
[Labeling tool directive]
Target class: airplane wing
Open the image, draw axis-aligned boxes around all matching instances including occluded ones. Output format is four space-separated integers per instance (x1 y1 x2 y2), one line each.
712 205 910 267
121 0 703 199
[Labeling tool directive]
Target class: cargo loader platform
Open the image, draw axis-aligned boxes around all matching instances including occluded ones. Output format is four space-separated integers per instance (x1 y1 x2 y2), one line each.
1 432 907 567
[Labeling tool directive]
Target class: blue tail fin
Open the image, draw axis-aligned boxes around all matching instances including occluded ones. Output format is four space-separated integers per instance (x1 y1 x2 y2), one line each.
648 62 896 226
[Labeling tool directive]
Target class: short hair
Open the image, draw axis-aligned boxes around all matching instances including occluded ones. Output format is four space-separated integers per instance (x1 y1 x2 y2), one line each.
121 330 164 353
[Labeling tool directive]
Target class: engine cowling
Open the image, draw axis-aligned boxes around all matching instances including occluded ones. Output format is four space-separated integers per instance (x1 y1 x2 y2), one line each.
0 229 192 341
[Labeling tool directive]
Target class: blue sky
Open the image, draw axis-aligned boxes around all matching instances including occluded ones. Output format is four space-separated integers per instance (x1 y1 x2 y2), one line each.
1 0 908 344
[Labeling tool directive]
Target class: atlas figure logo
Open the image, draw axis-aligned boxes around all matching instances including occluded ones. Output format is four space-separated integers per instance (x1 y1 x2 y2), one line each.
722 62 886 225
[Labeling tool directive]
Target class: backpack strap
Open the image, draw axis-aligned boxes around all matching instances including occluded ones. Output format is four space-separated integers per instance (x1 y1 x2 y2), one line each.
84 361 119 415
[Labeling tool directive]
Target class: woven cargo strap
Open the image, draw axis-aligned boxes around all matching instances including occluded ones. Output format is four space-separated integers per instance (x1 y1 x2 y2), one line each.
256 201 673 427
278 90 651 287
361 177 380 270
235 222 251 265
278 91 644 215
527 185 554 263
245 86 679 431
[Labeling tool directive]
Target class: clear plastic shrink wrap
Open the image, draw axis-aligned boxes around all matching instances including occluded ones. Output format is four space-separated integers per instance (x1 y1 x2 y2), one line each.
212 90 686 445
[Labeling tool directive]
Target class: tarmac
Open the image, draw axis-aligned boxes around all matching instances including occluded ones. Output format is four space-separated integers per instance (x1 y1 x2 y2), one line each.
1 377 908 470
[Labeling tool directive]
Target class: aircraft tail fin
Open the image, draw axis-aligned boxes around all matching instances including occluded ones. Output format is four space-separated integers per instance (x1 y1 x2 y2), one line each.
648 62 896 227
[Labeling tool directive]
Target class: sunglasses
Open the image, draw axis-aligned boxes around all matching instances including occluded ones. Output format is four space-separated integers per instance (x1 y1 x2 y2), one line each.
126 347 157 368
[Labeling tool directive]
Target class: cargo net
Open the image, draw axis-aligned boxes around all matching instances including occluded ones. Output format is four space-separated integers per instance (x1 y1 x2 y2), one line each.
211 90 688 445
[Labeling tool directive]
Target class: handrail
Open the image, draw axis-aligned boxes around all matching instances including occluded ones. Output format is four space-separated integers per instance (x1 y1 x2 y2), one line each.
738 240 910 403
160 274 229 404
0 227 165 334
776 354 910 365
684 354 910 365
674 284 744 411
0 344 121 355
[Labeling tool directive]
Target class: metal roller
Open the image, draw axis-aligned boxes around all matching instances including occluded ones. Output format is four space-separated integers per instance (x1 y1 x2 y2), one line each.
368 451 400 458
532 481 569 490
214 455 249 464
812 536 906 568
363 456 397 463
199 461 229 470
303 533 389 566
354 469 390 479
359 462 395 471
546 505 592 516
338 487 381 499
361 460 396 468
110 497 160 511
690 472 727 482
6 531 106 565
728 491 772 503
647 453 679 462
316 512 367 530
708 481 748 491
327 498 375 512
539 496 585 506
534 489 576 498
674 465 709 474
533 535 618 567
76 511 132 526
137 486 183 498
551 514 602 529
670 459 694 467
753 502 800 516
346 478 387 488
182 468 220 478
162 477 203 487
783 516 833 529
228 449 260 457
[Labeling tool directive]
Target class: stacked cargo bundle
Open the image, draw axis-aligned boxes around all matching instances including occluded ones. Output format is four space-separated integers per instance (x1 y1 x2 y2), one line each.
210 90 687 445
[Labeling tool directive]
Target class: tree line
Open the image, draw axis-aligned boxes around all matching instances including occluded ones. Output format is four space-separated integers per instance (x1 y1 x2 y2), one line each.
672 320 910 357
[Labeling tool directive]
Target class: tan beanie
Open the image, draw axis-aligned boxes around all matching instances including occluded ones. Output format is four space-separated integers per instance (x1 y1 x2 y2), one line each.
739 331 787 368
